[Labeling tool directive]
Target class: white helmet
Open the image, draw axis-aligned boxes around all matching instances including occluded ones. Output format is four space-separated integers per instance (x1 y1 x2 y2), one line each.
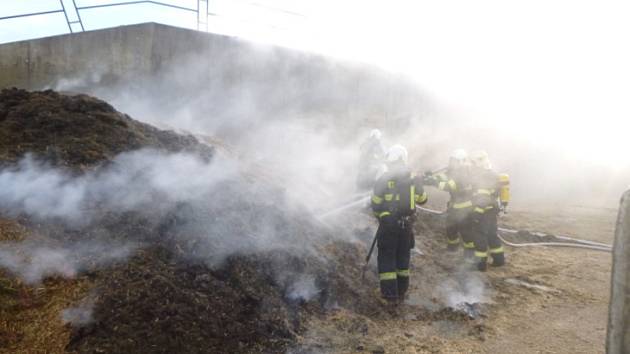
386 144 408 165
369 129 382 140
469 150 492 169
449 149 468 167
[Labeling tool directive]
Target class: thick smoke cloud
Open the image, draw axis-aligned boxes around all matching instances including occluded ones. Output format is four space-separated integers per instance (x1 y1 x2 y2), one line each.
52 43 630 209
0 147 359 283
0 150 238 222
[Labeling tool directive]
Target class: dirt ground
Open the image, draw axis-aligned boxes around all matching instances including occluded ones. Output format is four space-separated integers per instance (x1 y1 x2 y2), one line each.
291 200 616 354
0 195 615 354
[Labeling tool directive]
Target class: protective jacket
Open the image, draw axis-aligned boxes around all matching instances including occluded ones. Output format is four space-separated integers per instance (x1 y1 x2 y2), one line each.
435 168 474 251
370 166 427 301
357 137 387 190
360 137 386 164
470 169 501 215
470 167 505 269
371 167 427 221
434 168 473 211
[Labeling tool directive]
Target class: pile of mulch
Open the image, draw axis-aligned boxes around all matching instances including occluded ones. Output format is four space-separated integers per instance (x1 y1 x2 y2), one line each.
0 88 212 169
0 89 384 353
0 218 93 353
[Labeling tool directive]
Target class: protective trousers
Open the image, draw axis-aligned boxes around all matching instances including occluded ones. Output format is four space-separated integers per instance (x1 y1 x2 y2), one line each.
446 208 475 252
472 209 504 267
377 221 413 300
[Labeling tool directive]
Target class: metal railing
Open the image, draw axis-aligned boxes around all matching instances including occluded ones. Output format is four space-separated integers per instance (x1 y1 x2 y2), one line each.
0 0 214 33
0 0 308 36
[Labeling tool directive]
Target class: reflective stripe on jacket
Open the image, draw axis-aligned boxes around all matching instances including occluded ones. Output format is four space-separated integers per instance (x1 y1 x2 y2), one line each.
371 167 428 220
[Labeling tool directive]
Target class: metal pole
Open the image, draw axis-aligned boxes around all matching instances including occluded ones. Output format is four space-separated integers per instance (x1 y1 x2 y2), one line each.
71 0 85 31
76 1 197 13
59 0 73 33
203 0 210 32
0 10 64 21
362 232 378 280
607 190 630 353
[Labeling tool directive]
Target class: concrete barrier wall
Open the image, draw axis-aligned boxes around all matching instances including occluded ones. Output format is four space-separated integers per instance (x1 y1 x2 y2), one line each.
0 24 155 89
0 23 425 136
607 190 630 353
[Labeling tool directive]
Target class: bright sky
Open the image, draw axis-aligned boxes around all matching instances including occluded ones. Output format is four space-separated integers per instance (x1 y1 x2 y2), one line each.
2 0 630 167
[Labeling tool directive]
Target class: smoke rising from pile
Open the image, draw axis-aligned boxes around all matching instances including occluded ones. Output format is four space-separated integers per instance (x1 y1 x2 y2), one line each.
0 241 136 284
62 299 95 327
438 273 488 309
8 16 626 287
436 269 490 312
51 32 628 209
0 145 359 283
0 150 238 222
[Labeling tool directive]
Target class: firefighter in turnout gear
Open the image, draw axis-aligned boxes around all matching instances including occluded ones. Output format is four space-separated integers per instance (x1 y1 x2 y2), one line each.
425 149 475 258
469 150 510 271
357 129 387 190
371 144 428 302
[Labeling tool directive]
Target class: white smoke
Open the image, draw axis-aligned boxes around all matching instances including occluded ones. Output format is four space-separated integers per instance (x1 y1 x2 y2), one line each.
0 241 136 284
286 275 320 302
0 145 362 280
437 270 489 309
62 300 95 327
50 69 106 92
0 149 238 222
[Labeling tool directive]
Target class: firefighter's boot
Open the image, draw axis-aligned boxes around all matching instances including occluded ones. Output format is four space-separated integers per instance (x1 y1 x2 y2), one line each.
491 252 505 267
475 257 488 272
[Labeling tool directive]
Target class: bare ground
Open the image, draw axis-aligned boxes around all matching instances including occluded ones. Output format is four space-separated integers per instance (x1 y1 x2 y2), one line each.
292 202 616 354
0 200 616 353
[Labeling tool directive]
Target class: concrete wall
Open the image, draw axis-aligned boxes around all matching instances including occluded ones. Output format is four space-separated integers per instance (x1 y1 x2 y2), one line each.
0 23 426 137
0 24 155 89
607 190 630 353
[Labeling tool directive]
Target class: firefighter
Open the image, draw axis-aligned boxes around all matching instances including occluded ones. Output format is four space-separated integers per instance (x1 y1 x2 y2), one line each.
371 144 428 302
468 150 509 271
357 129 387 190
425 149 475 258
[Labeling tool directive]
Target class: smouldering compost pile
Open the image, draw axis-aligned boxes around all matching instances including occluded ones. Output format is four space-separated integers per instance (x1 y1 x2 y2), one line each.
0 88 390 353
2 88 605 354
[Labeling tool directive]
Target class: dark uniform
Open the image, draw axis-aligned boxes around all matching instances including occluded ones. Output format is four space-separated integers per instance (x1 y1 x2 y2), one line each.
371 167 428 300
434 169 475 256
470 167 505 271
357 137 386 190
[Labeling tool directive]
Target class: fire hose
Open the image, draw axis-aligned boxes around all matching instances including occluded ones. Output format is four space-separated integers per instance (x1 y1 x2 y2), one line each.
316 197 613 252
415 206 613 253
317 195 370 220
